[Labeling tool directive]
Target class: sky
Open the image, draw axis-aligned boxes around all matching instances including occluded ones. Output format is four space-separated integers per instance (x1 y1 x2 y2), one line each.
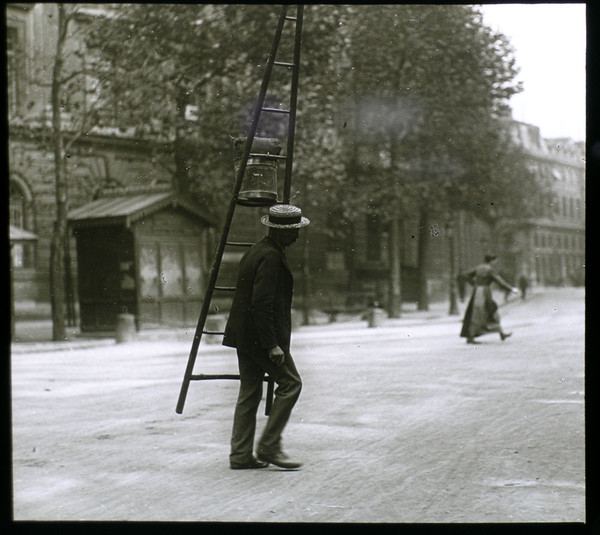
479 3 586 142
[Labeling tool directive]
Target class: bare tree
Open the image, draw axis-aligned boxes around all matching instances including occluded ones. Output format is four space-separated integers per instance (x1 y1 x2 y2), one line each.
42 4 111 340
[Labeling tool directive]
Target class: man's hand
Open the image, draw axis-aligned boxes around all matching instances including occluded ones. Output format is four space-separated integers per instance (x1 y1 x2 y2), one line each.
268 345 285 367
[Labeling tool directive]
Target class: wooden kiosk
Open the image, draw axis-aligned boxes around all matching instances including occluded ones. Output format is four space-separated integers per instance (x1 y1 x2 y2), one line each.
68 190 211 332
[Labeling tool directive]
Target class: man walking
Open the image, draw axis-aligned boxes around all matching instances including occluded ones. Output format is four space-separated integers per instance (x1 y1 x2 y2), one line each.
223 204 309 470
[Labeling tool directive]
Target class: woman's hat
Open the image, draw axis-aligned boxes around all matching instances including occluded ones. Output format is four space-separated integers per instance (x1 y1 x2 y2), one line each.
261 204 310 229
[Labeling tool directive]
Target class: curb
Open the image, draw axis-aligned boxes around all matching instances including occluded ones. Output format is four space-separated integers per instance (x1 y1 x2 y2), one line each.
10 292 541 354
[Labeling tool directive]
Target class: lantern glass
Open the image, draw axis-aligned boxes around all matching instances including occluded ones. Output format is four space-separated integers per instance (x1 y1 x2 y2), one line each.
236 157 278 206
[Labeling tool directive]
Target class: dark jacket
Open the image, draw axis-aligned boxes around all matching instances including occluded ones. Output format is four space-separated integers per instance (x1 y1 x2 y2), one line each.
223 236 293 352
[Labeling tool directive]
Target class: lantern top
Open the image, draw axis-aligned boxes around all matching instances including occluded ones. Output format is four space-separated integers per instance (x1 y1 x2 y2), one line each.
233 136 281 156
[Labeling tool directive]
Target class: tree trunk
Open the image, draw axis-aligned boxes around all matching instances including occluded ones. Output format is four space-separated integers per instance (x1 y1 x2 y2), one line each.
447 220 459 315
64 239 76 326
388 216 402 318
300 177 312 326
387 133 402 318
416 206 430 311
173 89 190 196
50 225 66 341
49 4 68 341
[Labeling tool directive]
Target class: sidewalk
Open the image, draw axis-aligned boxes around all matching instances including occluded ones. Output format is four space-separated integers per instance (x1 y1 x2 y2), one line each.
10 289 534 354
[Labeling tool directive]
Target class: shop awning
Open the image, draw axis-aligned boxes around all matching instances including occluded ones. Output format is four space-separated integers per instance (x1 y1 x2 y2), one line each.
9 225 38 243
68 191 212 228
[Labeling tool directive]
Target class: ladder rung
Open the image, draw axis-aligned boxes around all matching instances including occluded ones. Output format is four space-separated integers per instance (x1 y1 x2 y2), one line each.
202 330 225 336
274 61 294 68
226 241 254 247
261 107 291 114
190 373 240 381
214 286 236 292
249 153 287 159
285 16 297 21
189 374 271 381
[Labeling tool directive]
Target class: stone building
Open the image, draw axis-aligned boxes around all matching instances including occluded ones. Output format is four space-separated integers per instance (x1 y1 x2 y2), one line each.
7 3 197 325
499 121 585 286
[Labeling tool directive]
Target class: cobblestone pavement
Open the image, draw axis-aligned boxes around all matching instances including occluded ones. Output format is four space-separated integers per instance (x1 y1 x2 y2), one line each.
10 288 587 524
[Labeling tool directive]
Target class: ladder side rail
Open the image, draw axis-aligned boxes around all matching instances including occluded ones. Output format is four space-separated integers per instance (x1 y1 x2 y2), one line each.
176 5 290 414
283 5 304 203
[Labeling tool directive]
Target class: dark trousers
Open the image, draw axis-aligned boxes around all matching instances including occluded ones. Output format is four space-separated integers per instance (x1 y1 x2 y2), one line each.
230 348 302 464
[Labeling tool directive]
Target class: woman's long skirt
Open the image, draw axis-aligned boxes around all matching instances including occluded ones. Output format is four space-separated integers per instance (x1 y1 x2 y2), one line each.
460 285 502 339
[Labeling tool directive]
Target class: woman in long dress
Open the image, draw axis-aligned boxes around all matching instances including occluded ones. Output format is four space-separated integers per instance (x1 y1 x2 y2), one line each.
460 255 518 344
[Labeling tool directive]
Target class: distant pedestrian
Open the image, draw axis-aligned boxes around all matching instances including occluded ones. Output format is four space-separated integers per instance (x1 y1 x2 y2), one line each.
223 204 309 470
501 271 513 303
459 254 518 344
518 273 530 300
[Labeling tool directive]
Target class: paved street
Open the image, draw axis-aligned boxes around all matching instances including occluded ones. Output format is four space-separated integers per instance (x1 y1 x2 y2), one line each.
10 287 585 523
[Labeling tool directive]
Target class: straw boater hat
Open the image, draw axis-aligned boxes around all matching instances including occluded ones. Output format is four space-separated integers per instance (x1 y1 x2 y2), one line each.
261 204 310 229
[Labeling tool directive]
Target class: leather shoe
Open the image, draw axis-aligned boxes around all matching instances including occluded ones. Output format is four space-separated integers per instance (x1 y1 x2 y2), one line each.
257 451 302 470
466 338 480 344
500 331 512 341
230 456 269 470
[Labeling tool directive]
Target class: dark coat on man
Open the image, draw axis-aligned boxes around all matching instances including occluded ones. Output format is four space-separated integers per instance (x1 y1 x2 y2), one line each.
223 236 293 353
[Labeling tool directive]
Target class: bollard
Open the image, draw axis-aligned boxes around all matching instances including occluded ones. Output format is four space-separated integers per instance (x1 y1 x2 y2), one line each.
367 307 386 328
115 313 136 343
204 314 227 344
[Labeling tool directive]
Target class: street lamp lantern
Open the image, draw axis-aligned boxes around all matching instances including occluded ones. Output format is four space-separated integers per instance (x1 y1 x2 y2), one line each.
233 137 280 206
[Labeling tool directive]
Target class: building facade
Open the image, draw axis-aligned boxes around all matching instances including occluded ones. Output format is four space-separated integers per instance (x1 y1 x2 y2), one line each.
500 121 585 286
7 3 186 321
